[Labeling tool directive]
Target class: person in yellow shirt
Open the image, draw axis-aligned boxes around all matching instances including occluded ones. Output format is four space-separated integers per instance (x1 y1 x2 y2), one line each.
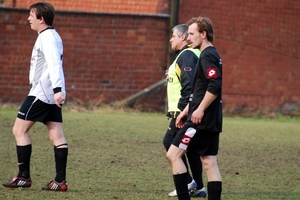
167 17 223 200
163 24 206 198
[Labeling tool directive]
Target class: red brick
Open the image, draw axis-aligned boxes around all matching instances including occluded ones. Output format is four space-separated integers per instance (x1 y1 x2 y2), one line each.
1 1 300 114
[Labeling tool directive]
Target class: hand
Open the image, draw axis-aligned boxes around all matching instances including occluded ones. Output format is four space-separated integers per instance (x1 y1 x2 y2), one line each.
54 92 64 108
175 112 187 128
165 70 169 80
191 108 204 125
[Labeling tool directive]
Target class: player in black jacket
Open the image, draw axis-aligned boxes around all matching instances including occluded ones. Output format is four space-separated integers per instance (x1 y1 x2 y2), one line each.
166 16 223 200
163 24 206 197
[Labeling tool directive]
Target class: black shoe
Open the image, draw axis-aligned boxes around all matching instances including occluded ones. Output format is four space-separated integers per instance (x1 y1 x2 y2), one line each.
42 180 68 191
3 176 32 188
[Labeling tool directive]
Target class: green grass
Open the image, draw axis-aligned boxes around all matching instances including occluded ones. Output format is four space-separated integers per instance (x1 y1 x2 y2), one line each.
0 108 299 199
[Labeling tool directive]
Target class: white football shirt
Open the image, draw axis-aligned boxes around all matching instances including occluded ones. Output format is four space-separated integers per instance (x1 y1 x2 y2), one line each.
28 27 66 104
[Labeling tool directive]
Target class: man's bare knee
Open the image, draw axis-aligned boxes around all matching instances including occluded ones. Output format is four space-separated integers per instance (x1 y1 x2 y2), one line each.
12 118 34 135
166 151 173 163
201 156 218 171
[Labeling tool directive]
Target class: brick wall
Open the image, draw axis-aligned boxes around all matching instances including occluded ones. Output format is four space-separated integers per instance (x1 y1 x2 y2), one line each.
1 0 300 115
0 8 169 111
179 0 300 115
3 0 170 14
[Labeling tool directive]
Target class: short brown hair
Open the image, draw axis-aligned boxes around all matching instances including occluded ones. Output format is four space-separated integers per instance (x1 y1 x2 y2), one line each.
29 2 55 26
187 16 214 42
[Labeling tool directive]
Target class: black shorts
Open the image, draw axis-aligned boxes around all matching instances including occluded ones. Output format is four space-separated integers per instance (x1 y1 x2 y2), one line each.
163 118 180 150
172 121 220 156
17 96 63 124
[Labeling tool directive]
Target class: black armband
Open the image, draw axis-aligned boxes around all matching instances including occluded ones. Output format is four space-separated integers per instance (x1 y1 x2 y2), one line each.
53 87 62 94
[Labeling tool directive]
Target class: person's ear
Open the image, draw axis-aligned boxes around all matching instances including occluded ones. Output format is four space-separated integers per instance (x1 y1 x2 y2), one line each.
201 31 207 39
39 17 44 24
180 34 186 41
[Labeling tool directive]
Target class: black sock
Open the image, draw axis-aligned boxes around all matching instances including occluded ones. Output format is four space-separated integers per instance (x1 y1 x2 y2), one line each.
207 181 222 200
173 173 190 200
186 152 204 189
182 155 193 183
54 146 68 182
17 144 32 178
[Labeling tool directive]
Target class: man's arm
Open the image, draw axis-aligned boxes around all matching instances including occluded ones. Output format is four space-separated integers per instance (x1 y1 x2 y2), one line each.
191 55 221 124
175 103 189 128
191 91 216 125
176 51 198 110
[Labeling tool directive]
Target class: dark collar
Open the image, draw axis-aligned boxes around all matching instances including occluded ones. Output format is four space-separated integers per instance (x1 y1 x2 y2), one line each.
40 26 54 34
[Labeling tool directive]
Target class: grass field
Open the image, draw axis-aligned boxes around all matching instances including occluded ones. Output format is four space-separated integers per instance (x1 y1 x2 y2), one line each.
0 107 299 200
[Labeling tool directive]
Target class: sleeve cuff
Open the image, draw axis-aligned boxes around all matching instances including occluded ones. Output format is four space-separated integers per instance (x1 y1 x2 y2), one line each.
53 87 62 94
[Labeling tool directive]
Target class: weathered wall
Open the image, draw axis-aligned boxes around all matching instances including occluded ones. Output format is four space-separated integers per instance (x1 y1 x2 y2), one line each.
0 8 169 111
1 0 300 115
178 0 300 115
2 0 170 14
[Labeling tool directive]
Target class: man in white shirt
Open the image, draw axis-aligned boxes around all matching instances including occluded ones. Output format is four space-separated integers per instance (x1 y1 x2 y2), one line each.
3 2 68 192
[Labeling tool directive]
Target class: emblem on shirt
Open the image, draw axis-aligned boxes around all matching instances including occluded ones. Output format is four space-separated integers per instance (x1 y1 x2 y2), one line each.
184 67 192 71
206 67 217 79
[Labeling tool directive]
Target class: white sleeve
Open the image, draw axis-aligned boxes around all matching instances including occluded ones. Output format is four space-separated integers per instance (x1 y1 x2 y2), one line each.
41 31 64 91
